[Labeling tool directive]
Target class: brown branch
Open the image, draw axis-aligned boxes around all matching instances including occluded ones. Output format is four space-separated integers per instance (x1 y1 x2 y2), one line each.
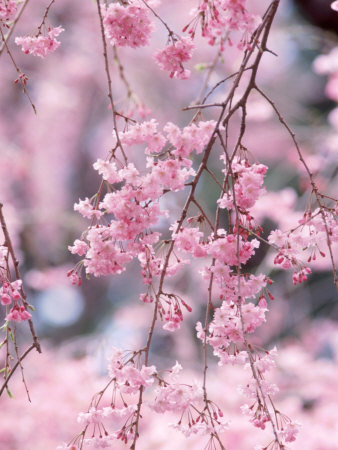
191 198 214 231
0 343 36 397
255 86 337 288
36 0 56 36
0 0 31 56
139 0 175 39
113 46 133 99
96 0 127 164
13 325 31 402
0 203 41 354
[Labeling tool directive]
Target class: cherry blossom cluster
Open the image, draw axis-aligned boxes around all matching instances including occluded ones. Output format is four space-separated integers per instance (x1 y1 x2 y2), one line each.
101 1 196 79
15 26 64 58
67 353 228 449
102 2 154 48
151 361 228 438
63 1 338 448
0 0 17 23
67 110 334 448
69 119 215 284
69 114 309 447
70 348 157 447
153 37 195 80
0 246 31 322
269 208 338 284
187 0 261 49
240 350 301 448
217 157 267 212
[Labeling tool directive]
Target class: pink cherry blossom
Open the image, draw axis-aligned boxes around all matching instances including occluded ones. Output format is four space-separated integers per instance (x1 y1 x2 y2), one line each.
0 0 17 21
73 197 103 220
102 3 154 48
208 231 259 266
150 380 203 413
93 159 122 184
6 305 32 322
15 26 64 58
218 158 267 211
154 37 195 79
188 0 261 49
68 239 89 256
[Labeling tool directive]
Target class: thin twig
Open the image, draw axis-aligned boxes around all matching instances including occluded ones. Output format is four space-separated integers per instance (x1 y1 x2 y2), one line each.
96 0 127 164
0 27 36 114
255 86 337 288
36 0 56 36
0 343 36 397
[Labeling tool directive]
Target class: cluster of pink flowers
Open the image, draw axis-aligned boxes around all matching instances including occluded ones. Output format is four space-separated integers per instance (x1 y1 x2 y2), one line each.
218 158 268 212
208 230 259 266
238 346 300 443
70 119 215 283
5 304 32 322
157 293 192 332
153 37 195 79
77 404 137 426
149 361 229 438
108 347 156 394
0 0 17 22
72 347 158 446
102 2 154 48
102 2 195 79
150 380 202 414
68 101 334 447
268 208 338 283
0 247 31 322
1 279 22 305
15 26 64 58
188 0 261 49
172 226 206 257
197 300 267 366
164 120 216 157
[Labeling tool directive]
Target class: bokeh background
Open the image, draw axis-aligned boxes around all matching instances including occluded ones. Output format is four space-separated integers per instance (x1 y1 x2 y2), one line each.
0 0 337 448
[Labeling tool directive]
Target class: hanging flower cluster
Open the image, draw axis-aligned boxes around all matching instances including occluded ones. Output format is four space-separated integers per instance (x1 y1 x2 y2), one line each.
15 26 64 58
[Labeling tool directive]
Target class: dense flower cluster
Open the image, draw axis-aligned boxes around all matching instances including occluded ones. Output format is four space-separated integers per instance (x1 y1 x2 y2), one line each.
268 208 338 282
102 2 154 48
69 348 158 446
68 100 338 447
0 246 31 322
0 0 17 22
15 26 64 58
154 37 195 79
188 0 261 49
70 119 216 283
217 158 267 212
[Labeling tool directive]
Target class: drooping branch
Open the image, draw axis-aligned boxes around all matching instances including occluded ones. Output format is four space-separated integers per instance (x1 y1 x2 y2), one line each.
0 203 41 399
